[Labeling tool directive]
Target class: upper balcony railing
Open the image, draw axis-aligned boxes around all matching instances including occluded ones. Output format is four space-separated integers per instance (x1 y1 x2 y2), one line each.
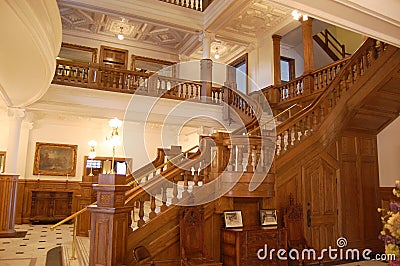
53 60 224 103
159 0 213 11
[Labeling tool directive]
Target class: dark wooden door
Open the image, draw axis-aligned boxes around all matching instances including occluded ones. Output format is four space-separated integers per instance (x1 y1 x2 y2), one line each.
302 157 339 251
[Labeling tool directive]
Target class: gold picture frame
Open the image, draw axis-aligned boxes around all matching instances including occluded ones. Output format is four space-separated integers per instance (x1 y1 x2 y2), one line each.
33 142 78 176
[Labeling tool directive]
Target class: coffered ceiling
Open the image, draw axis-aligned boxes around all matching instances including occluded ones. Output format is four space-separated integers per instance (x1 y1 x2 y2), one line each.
57 0 399 64
57 0 295 63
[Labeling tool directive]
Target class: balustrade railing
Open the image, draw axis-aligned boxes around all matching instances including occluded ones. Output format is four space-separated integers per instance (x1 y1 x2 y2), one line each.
159 0 204 11
156 75 202 100
262 57 350 105
274 39 388 156
54 60 89 87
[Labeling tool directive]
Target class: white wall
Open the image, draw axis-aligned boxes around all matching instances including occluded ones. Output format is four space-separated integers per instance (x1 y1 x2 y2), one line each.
281 44 304 78
0 109 199 181
378 116 400 187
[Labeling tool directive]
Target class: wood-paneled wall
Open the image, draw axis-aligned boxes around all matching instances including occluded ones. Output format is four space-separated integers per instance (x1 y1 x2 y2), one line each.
15 179 81 224
275 130 382 253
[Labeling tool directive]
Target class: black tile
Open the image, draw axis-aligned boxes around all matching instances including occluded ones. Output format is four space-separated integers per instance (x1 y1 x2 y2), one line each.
57 243 62 245
16 251 24 254
39 240 46 242
23 238 29 241
0 249 5 251
2 242 10 244
41 230 47 232
56 237 62 239
38 247 45 249
56 228 61 231
20 244 27 247
56 232 62 235
40 235 46 237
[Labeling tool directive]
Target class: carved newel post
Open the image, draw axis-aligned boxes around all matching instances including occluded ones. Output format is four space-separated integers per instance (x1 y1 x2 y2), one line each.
88 174 130 266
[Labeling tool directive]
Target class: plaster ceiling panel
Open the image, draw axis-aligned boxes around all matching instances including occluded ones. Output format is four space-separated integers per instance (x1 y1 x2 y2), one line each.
220 0 291 40
60 6 97 33
59 4 196 52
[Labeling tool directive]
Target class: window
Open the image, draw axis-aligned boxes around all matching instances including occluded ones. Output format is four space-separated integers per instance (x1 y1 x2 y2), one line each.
280 56 295 83
229 54 248 94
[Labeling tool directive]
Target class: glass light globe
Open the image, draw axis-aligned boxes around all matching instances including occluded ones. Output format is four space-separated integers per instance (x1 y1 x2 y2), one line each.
109 118 122 128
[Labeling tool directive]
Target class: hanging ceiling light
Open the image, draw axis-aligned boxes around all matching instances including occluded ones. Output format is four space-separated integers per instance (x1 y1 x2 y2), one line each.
214 47 220 59
117 26 124 40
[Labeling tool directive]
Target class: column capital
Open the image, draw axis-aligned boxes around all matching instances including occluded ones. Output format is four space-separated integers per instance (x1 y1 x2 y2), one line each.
179 54 190 62
198 30 215 43
272 34 282 41
247 43 257 53
7 107 25 119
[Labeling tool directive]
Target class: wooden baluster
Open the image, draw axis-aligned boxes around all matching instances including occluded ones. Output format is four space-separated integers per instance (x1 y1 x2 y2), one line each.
247 145 253 172
227 145 235 171
253 144 261 172
193 167 199 186
149 196 157 219
298 120 304 142
182 171 190 198
161 185 168 212
236 145 243 171
276 135 282 156
291 124 297 146
172 177 178 204
137 199 145 227
128 209 134 228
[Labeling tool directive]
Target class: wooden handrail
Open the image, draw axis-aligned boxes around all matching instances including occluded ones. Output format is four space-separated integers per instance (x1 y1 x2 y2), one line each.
50 144 199 230
247 104 302 135
274 38 389 155
126 145 199 187
261 56 351 105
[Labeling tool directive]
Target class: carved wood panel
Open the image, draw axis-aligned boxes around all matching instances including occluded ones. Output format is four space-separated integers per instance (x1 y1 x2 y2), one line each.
302 156 338 251
339 133 381 250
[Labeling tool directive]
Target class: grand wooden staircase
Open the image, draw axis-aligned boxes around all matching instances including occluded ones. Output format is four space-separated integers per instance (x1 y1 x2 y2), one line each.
56 38 400 265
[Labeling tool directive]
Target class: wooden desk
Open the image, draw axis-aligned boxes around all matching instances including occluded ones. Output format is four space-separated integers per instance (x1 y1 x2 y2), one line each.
221 226 287 266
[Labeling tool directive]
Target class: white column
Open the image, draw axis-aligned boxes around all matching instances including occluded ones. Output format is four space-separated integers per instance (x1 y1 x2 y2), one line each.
199 31 214 101
199 31 214 59
5 108 25 174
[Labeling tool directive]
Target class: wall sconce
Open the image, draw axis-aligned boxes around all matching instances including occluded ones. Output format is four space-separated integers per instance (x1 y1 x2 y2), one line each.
107 117 122 174
88 140 97 176
117 26 124 40
292 10 308 21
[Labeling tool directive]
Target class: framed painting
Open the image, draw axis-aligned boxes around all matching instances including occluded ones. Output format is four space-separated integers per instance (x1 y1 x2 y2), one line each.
260 209 278 226
33 142 78 176
223 210 243 228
